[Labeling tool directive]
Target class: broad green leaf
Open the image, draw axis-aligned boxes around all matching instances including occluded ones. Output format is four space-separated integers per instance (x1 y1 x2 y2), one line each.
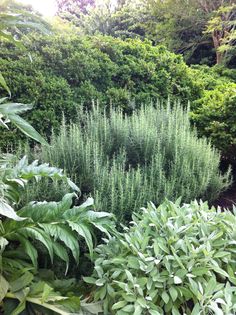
81 300 103 314
7 114 48 145
189 278 199 296
0 200 25 221
68 221 93 257
0 274 9 302
83 277 96 284
172 306 181 315
52 242 69 274
95 279 106 287
39 224 80 262
191 303 201 315
137 297 147 308
214 251 230 258
112 300 127 310
209 301 224 315
205 277 217 296
192 267 208 276
18 236 38 268
20 227 54 263
122 304 134 312
10 271 33 292
161 291 170 304
169 287 178 302
134 305 142 315
212 266 229 278
41 283 53 303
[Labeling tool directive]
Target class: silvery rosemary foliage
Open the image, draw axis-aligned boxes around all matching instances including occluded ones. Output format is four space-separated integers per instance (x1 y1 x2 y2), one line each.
39 103 231 222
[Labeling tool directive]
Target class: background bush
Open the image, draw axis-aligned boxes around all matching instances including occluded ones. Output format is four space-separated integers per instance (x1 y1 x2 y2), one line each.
86 199 236 314
191 82 236 163
0 34 197 147
1 34 236 161
28 103 230 222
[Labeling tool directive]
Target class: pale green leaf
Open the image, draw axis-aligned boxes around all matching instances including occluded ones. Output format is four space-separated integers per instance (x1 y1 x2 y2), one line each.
112 300 127 310
0 274 9 302
7 114 48 145
0 199 25 221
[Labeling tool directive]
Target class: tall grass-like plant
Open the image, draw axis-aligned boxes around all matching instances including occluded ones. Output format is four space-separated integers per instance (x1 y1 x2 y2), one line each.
35 102 230 222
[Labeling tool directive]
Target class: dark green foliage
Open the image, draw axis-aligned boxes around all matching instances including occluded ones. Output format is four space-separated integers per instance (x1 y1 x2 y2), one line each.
0 33 197 146
31 34 196 105
87 199 236 314
34 104 230 222
1 32 236 161
0 54 76 147
192 82 236 162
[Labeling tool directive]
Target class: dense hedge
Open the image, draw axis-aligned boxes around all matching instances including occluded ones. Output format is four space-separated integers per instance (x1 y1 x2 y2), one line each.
1 34 236 161
0 34 196 147
192 82 236 161
0 52 76 148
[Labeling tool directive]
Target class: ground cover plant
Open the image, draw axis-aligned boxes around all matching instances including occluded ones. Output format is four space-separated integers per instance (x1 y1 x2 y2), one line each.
34 103 231 222
86 199 236 314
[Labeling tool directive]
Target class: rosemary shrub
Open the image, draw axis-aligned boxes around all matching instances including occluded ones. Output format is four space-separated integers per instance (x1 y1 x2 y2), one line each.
35 102 230 221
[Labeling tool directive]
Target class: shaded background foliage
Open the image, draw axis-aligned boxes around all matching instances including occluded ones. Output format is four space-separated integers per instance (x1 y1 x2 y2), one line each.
0 34 197 145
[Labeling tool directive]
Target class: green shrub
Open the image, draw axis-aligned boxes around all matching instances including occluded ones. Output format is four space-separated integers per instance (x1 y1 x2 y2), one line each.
86 199 236 315
35 103 230 222
191 82 236 162
2 34 236 161
0 34 198 146
0 55 77 148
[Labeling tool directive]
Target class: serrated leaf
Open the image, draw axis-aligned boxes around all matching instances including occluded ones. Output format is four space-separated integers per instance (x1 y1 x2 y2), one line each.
18 236 38 268
20 227 54 263
68 221 93 257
